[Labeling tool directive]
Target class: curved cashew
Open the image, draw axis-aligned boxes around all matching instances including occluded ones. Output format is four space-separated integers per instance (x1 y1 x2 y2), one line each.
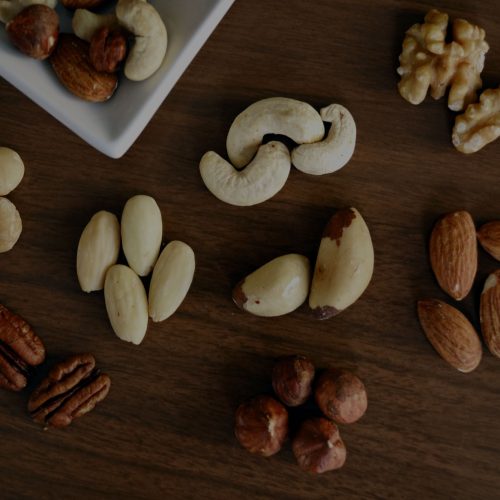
200 141 290 206
116 0 168 81
226 97 325 168
72 9 118 42
0 0 56 23
291 104 356 175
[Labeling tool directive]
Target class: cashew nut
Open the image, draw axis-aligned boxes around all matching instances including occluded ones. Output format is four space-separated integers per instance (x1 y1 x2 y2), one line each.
200 141 290 206
116 0 168 81
291 104 356 175
0 0 56 23
226 97 325 168
72 9 118 42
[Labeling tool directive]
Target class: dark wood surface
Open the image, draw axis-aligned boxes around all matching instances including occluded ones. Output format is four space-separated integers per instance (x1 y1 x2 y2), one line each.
1 0 500 498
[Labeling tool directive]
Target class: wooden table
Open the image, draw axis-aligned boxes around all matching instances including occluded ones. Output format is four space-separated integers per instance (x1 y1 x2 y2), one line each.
1 1 499 498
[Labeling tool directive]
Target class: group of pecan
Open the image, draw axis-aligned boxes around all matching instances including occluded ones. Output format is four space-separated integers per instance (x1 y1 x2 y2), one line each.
0 304 110 428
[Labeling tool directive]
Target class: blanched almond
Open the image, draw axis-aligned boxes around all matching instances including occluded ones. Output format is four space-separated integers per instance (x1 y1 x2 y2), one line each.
104 264 148 345
417 299 482 372
0 197 22 252
77 210 120 292
480 270 500 358
121 195 162 277
148 241 195 322
0 147 24 196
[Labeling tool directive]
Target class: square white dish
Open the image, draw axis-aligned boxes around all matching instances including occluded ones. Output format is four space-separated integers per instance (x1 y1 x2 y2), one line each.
0 0 234 158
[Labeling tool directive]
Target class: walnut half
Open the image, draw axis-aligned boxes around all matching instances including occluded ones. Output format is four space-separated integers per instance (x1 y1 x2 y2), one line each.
452 88 500 154
397 9 489 111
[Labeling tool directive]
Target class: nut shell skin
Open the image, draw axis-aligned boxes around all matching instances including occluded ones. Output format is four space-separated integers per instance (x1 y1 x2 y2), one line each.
315 369 367 424
272 355 315 407
292 418 346 474
6 4 59 60
234 395 288 457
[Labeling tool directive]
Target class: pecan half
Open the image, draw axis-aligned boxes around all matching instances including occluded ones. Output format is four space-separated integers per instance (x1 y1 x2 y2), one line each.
0 304 45 391
28 353 110 428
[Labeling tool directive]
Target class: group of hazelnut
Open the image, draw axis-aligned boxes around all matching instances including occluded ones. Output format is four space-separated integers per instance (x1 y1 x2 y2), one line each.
234 355 368 474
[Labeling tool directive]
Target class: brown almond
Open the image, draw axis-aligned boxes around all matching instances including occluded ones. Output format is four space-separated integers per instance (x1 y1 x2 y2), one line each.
429 211 477 301
417 299 482 373
477 221 500 261
480 270 500 358
50 33 117 102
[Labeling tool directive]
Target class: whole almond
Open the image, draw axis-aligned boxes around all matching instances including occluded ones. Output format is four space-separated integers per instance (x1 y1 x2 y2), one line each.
417 299 482 372
104 264 148 345
50 33 118 102
429 211 477 301
480 270 500 358
76 211 120 293
121 195 162 277
477 221 500 261
148 241 195 322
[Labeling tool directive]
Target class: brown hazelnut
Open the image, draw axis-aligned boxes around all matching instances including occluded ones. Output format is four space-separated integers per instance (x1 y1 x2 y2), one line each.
234 395 288 457
292 418 346 473
6 5 59 60
272 355 315 406
315 369 367 424
89 27 127 73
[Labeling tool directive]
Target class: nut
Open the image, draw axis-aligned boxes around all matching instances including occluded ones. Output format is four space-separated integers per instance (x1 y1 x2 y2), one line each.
234 395 288 457
116 0 168 81
0 197 22 253
429 211 477 301
28 353 111 428
104 264 149 345
50 34 118 102
61 0 108 9
232 254 310 317
272 355 315 407
480 271 500 358
72 9 118 42
121 194 162 277
226 97 325 168
477 220 500 261
0 304 45 392
0 147 24 196
417 299 482 372
76 210 120 293
200 142 291 206
148 241 196 323
309 207 374 319
452 87 500 154
292 418 346 474
90 27 127 73
6 4 59 60
0 0 56 24
292 104 356 175
315 369 367 424
397 9 489 111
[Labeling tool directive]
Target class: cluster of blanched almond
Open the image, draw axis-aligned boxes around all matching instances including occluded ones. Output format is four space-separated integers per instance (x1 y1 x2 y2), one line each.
77 195 195 345
397 9 499 154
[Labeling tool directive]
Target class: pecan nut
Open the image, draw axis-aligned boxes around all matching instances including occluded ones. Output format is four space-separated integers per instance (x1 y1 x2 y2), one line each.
89 27 127 73
28 353 110 428
0 304 45 391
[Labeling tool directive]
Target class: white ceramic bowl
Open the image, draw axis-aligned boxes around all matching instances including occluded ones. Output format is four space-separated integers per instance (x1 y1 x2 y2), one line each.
0 0 234 158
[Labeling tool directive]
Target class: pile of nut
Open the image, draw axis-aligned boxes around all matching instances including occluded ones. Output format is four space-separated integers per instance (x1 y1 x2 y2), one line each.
418 211 500 371
397 9 499 154
77 195 195 345
232 207 374 319
199 97 357 206
234 355 367 474
0 302 110 428
1 0 168 102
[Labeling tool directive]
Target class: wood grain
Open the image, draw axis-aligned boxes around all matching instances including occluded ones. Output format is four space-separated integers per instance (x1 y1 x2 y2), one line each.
1 0 500 498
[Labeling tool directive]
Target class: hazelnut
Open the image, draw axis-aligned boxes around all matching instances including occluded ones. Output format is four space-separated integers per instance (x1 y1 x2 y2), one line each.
315 369 367 424
89 27 127 73
292 418 346 473
272 355 315 406
6 5 59 60
234 395 288 457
